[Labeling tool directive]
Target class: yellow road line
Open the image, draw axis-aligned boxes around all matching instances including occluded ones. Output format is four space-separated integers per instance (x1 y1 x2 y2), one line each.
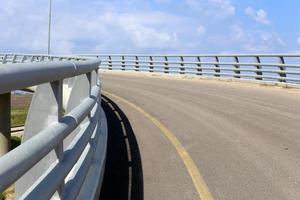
103 91 214 200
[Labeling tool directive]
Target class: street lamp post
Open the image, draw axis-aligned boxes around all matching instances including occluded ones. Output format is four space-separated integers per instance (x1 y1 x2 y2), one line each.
48 0 52 55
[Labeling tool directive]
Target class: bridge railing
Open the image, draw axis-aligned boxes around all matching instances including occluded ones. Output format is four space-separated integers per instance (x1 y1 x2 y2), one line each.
0 53 87 64
0 55 107 199
84 54 300 86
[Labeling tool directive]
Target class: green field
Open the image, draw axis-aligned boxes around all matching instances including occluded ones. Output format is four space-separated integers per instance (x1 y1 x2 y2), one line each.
11 107 29 127
0 192 5 200
0 101 29 199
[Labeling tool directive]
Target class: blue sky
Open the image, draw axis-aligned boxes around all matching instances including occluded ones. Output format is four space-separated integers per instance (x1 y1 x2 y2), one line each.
0 0 300 54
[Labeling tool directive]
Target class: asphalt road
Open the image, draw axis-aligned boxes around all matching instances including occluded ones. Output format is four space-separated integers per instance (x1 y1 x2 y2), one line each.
99 71 300 200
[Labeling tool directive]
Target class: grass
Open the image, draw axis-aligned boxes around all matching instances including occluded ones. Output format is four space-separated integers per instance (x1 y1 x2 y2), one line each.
11 107 29 127
0 96 30 200
11 136 22 150
0 192 5 200
1 185 15 200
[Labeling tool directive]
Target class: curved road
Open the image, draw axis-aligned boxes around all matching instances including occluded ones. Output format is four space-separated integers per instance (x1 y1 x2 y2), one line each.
99 71 300 200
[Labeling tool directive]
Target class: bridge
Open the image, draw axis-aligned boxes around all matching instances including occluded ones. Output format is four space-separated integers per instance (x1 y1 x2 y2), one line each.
0 53 299 200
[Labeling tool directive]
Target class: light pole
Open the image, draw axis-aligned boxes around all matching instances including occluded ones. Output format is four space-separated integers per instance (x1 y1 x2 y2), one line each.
48 0 52 54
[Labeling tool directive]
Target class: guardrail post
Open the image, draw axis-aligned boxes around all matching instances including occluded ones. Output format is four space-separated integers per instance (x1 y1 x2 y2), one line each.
234 56 241 78
254 56 263 80
214 56 220 77
278 56 286 82
51 80 65 198
12 55 17 64
108 56 112 70
149 56 154 72
0 93 11 157
2 55 7 64
164 56 169 73
180 56 185 74
21 55 26 63
30 56 35 62
121 56 125 71
196 56 202 76
86 72 92 118
135 56 139 71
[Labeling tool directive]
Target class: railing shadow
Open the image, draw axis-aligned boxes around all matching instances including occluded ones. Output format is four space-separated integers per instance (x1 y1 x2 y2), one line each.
100 95 144 200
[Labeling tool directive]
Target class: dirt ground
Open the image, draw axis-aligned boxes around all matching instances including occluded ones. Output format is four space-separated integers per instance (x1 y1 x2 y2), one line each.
11 94 32 109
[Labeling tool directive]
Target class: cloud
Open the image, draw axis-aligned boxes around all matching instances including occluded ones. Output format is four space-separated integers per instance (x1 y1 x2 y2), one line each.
0 0 184 54
196 25 206 35
243 31 284 52
52 11 181 53
245 7 271 25
186 0 235 18
297 36 300 45
0 0 288 54
230 25 244 40
155 0 171 4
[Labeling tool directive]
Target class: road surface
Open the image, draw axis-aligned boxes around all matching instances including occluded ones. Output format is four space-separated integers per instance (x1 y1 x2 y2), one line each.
99 71 300 200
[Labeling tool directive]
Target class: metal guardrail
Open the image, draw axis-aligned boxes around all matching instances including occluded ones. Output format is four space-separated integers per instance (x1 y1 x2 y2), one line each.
84 54 300 86
0 53 87 64
0 54 107 200
1 52 299 199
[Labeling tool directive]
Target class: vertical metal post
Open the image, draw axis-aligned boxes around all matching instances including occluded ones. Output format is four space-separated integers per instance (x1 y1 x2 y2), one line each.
0 93 11 156
234 56 241 78
180 56 185 74
86 72 92 119
2 55 7 64
164 56 169 73
108 56 112 70
51 80 64 198
278 56 286 82
135 56 139 71
48 0 52 55
214 56 220 77
121 56 125 71
12 55 17 64
21 55 26 63
255 56 263 80
149 56 154 72
196 56 202 76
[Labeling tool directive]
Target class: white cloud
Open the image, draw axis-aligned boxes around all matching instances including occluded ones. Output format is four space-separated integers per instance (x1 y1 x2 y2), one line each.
297 36 300 45
230 25 244 40
245 7 271 25
196 25 206 35
186 0 235 18
51 11 181 53
0 0 288 54
0 0 184 54
155 0 171 4
243 31 284 52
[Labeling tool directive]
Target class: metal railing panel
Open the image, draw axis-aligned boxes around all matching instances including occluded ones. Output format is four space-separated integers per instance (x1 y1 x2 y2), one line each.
0 85 99 192
84 54 300 86
20 105 100 199
0 59 100 94
0 54 106 200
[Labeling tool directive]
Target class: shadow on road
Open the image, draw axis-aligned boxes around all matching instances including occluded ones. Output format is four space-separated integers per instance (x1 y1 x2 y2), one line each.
100 95 144 200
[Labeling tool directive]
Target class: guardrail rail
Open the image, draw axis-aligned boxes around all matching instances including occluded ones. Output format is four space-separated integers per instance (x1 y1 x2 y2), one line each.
0 54 107 200
1 52 299 199
85 54 300 86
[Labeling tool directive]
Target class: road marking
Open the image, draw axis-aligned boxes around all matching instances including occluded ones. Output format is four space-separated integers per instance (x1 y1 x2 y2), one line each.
103 91 214 200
